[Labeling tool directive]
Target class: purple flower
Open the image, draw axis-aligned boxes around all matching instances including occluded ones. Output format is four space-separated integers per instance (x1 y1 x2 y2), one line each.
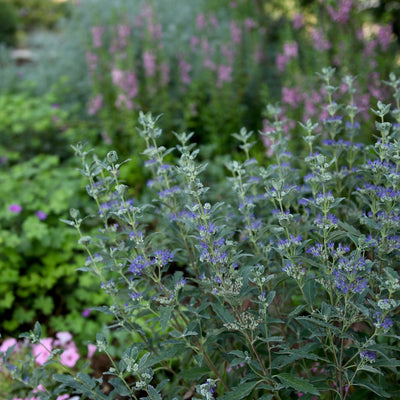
82 308 91 317
130 255 149 275
35 210 47 220
9 204 22 213
143 50 156 77
360 350 376 362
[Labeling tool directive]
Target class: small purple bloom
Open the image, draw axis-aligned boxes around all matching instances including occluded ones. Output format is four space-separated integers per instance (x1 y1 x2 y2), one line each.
35 210 47 220
82 308 91 317
9 204 22 213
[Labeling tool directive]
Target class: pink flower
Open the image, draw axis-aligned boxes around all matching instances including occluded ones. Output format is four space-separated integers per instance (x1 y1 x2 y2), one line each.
117 24 131 39
86 51 98 72
111 68 125 88
276 53 288 72
244 18 257 31
115 93 134 110
190 36 200 49
125 72 139 98
60 344 80 367
327 0 353 24
143 51 156 77
35 210 47 220
0 338 18 354
311 28 331 52
221 45 234 64
32 338 53 366
378 24 393 51
283 42 298 58
196 13 206 30
282 87 301 107
116 25 131 48
82 308 91 317
56 395 70 400
160 62 170 86
179 58 192 85
209 14 218 29
292 13 303 29
87 94 103 116
217 65 233 87
230 21 242 43
91 26 105 48
33 384 45 393
9 204 22 213
55 332 72 347
87 343 97 359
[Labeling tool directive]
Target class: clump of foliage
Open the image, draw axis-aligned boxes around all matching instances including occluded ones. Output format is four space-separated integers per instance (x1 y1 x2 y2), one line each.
11 0 69 32
0 90 72 161
3 68 400 400
0 0 18 46
0 154 111 342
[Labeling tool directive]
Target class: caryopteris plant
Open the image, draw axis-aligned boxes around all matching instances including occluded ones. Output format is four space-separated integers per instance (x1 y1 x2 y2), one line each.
3 69 400 399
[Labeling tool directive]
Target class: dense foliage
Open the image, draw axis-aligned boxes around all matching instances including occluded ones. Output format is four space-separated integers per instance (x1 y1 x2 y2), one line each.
3 69 400 399
1 1 400 399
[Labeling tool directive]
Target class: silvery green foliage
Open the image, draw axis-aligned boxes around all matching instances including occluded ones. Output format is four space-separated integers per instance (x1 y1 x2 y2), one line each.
4 70 400 399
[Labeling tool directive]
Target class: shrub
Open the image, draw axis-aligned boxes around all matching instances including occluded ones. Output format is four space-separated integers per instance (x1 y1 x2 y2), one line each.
269 0 400 153
0 0 18 47
11 0 68 32
0 90 71 162
3 68 400 399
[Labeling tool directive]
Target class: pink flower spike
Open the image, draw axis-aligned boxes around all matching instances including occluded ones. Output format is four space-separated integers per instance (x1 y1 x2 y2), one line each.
87 343 97 359
9 204 22 213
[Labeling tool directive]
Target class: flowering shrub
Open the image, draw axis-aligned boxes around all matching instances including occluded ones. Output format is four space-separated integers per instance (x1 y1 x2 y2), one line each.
76 0 273 156
4 68 400 399
0 331 96 400
271 0 400 151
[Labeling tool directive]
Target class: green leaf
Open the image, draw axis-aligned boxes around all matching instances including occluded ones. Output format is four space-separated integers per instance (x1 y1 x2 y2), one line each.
303 280 317 305
53 373 76 385
211 302 234 323
274 373 319 395
147 384 162 400
177 366 209 380
159 306 173 332
358 365 383 375
353 380 390 397
77 372 96 390
219 380 259 400
33 321 42 339
109 377 130 396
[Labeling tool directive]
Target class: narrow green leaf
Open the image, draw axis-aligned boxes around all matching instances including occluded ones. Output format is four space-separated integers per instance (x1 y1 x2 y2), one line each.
111 378 131 396
354 380 390 397
274 373 319 395
34 322 42 339
179 367 209 380
211 302 234 323
147 384 162 400
159 306 173 332
219 380 259 400
303 280 317 305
